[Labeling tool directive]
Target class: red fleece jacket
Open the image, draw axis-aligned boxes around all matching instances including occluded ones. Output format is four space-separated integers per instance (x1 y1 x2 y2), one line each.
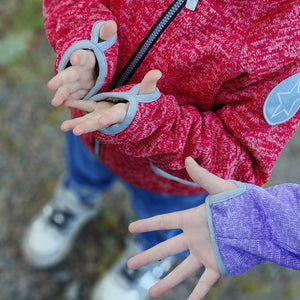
43 0 300 194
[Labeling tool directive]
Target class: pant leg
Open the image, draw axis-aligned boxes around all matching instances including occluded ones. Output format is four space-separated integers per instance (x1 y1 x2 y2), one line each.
64 131 116 204
64 132 206 250
125 182 207 254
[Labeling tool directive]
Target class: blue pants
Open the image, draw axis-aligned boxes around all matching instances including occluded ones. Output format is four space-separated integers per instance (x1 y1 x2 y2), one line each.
64 132 207 250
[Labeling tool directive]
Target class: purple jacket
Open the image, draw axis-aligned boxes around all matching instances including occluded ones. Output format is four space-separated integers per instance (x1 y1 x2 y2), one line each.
206 182 300 276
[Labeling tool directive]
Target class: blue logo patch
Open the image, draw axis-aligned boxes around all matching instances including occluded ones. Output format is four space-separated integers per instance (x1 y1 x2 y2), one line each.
263 73 300 125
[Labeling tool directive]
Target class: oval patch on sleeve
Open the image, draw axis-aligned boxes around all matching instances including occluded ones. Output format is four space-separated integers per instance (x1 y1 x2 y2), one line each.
263 73 300 125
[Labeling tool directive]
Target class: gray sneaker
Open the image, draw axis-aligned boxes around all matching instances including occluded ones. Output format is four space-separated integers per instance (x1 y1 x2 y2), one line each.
23 178 101 268
91 239 175 300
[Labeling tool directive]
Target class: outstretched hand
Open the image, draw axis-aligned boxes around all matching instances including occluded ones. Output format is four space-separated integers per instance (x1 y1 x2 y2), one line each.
48 20 118 107
128 157 237 300
60 69 162 135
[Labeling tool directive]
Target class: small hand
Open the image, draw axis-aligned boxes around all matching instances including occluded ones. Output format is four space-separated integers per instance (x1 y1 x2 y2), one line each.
128 157 237 300
60 69 162 135
48 20 118 107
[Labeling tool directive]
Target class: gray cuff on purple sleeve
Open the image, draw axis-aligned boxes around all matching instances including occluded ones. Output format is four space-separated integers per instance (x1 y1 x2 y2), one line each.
88 83 161 135
58 21 117 99
205 180 246 276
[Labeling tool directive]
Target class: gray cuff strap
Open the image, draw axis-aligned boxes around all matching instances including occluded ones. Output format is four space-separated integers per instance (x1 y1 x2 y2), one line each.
205 181 246 276
58 21 117 99
89 84 161 135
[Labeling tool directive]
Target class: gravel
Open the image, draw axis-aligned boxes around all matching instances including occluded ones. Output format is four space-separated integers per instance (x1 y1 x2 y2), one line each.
0 31 300 300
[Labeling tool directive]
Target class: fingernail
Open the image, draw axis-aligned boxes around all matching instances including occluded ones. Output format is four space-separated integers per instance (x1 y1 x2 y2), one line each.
74 127 84 136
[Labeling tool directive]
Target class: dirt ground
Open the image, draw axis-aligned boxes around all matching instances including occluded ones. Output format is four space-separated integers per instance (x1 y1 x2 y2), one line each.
0 1 300 299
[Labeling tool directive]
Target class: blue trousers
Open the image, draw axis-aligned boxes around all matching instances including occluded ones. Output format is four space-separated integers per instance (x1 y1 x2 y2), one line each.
64 131 207 250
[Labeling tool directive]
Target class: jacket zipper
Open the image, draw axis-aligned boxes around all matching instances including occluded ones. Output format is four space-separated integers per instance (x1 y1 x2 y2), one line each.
95 0 190 156
114 0 187 88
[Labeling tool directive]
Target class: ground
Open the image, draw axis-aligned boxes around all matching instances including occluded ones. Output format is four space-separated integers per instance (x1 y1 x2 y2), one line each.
0 1 300 299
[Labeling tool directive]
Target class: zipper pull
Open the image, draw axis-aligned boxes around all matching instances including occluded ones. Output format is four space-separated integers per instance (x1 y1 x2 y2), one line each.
185 0 198 11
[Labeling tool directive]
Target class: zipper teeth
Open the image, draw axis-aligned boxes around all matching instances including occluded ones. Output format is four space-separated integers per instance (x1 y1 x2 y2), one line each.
115 0 186 87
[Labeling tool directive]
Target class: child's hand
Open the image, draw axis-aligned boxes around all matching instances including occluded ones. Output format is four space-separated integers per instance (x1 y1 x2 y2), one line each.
128 157 237 300
60 69 162 135
48 20 118 107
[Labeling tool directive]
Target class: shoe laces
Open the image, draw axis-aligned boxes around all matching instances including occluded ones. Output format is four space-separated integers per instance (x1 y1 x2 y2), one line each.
42 202 75 229
48 207 75 229
42 187 79 229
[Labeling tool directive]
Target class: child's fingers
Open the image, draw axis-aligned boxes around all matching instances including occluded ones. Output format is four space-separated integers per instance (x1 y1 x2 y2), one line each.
48 54 95 93
97 102 129 127
185 157 220 193
65 106 117 134
128 234 187 270
129 211 183 234
61 101 128 134
99 20 118 41
51 82 84 106
60 116 87 132
70 49 96 69
48 50 97 107
139 70 162 95
48 76 62 91
48 67 80 90
63 99 97 112
72 118 100 135
97 111 123 128
149 256 200 298
185 157 237 195
61 115 100 135
70 88 93 101
187 268 220 300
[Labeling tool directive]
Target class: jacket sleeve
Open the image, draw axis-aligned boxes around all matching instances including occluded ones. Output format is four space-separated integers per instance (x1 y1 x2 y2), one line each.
55 1 299 187
84 61 300 186
43 0 119 95
205 182 300 276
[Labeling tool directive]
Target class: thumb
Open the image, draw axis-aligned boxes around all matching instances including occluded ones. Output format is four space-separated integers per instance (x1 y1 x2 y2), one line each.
70 49 96 68
185 157 237 195
99 20 118 41
139 70 162 95
69 20 117 67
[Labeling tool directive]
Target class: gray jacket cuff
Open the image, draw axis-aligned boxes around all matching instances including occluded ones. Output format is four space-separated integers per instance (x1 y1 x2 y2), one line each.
89 84 161 135
205 181 246 276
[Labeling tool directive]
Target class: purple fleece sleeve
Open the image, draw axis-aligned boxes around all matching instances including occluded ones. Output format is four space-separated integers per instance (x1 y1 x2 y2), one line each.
205 181 300 276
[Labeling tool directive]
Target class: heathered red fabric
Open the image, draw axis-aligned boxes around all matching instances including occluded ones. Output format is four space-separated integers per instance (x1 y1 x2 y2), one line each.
43 0 300 194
